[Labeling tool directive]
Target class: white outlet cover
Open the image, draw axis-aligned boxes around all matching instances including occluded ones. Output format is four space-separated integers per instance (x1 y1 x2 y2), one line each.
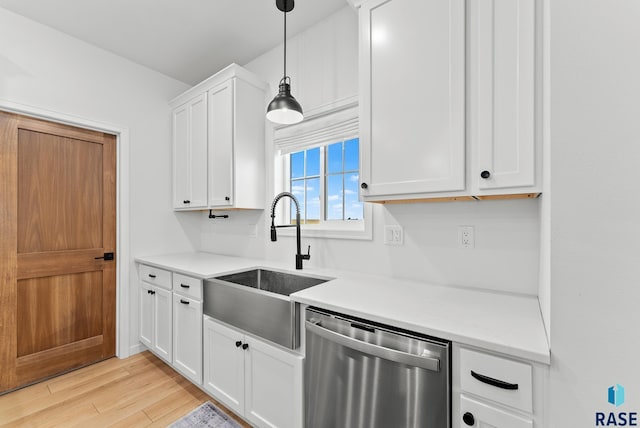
458 225 475 249
384 225 404 245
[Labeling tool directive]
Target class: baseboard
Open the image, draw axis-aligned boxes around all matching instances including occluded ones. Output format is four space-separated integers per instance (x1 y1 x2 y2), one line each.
128 342 145 357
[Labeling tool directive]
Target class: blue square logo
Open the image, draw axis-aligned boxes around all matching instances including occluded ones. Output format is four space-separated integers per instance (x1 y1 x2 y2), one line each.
609 384 625 407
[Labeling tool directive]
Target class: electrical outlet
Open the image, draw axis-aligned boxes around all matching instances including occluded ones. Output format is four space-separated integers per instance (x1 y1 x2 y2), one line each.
384 225 404 246
458 226 475 249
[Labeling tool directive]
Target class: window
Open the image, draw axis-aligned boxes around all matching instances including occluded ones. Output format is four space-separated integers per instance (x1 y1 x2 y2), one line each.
289 138 363 224
274 102 372 240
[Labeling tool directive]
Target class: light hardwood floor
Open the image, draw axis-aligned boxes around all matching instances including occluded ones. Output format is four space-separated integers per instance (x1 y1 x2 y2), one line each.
0 351 251 427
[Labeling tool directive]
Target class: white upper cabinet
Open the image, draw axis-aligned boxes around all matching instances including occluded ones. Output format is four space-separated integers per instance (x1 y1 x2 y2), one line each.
359 0 466 199
358 0 541 201
171 64 267 210
208 77 266 209
207 81 234 207
470 0 540 195
173 93 208 209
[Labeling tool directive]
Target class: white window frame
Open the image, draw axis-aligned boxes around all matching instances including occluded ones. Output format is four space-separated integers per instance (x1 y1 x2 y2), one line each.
273 102 372 240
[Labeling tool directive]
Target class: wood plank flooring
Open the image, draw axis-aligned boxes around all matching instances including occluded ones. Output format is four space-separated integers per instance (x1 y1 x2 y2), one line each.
0 351 251 427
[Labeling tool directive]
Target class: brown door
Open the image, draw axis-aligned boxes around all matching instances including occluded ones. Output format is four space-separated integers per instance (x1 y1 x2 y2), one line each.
0 111 116 393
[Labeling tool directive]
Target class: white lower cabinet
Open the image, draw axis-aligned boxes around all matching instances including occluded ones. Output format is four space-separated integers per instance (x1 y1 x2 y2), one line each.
139 264 203 385
173 294 203 384
139 281 172 364
460 394 533 428
453 344 546 428
203 316 303 428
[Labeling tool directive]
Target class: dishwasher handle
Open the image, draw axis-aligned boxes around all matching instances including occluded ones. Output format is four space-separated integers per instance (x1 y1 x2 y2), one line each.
306 320 440 372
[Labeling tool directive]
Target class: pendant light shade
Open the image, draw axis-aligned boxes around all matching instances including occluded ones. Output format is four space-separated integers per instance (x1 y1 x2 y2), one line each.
266 78 303 125
266 0 303 125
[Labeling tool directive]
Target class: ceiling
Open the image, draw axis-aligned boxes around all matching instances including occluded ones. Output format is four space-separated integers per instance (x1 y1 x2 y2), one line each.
0 0 347 85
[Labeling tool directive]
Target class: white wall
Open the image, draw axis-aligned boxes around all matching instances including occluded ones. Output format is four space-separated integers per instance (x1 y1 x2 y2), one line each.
199 6 542 296
0 6 199 354
549 0 640 425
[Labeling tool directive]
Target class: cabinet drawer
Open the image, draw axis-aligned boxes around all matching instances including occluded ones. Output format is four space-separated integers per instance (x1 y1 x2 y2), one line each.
139 264 171 290
173 273 203 300
459 348 532 412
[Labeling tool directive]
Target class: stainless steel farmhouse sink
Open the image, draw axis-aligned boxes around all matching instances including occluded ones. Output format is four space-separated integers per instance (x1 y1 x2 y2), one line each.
203 268 331 349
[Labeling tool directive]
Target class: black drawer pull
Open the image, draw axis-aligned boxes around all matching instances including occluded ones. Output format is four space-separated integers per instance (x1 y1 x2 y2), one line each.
150 290 155 295
235 341 242 348
180 299 190 305
242 343 249 350
470 370 519 390
183 200 191 204
148 274 156 278
180 284 190 288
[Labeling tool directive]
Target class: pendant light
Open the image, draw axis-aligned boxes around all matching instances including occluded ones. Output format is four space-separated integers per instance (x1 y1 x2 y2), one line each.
266 0 304 125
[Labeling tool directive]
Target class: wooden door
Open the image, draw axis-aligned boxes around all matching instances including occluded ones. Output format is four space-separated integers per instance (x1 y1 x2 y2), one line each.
0 111 116 393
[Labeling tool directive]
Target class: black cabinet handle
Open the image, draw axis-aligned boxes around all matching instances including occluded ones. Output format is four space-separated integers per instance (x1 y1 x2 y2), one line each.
463 412 475 426
242 343 249 350
180 299 190 305
470 370 519 390
180 284 190 288
148 274 156 278
480 170 491 179
235 341 242 348
150 290 155 295
360 182 368 189
225 196 230 201
147 290 152 295
183 200 191 204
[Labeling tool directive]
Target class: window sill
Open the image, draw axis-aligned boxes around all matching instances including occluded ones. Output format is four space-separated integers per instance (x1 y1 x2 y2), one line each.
277 219 372 241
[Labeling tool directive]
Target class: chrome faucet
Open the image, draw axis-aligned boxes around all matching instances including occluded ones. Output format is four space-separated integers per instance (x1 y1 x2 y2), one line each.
270 192 310 270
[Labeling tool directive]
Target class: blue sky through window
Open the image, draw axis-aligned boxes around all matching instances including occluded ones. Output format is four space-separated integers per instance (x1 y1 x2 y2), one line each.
290 138 363 223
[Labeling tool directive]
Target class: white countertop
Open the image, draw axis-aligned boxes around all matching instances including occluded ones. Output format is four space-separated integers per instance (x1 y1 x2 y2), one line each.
135 251 550 364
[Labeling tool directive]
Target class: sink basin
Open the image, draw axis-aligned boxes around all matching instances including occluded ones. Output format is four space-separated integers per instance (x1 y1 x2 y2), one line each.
214 268 328 296
203 268 331 349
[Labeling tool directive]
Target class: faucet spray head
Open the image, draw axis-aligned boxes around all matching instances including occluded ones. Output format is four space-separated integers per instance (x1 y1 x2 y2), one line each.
270 224 277 242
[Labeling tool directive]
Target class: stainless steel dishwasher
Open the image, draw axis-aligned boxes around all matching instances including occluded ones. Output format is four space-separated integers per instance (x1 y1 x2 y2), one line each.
305 307 450 428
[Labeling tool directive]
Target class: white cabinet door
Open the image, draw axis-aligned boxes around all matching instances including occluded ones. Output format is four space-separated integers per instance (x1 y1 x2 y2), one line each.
173 294 203 384
153 286 173 363
470 0 537 193
208 80 234 208
203 317 245 416
244 336 303 428
139 283 153 349
173 93 208 209
459 394 533 428
359 0 465 199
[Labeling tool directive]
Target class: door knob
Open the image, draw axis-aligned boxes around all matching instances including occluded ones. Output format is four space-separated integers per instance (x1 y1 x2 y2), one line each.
235 341 242 348
480 170 491 179
242 343 249 350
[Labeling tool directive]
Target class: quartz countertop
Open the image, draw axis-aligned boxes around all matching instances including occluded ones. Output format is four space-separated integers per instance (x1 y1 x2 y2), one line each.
135 252 550 364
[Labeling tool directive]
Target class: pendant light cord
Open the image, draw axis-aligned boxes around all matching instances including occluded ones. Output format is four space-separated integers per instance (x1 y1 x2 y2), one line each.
283 1 287 83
